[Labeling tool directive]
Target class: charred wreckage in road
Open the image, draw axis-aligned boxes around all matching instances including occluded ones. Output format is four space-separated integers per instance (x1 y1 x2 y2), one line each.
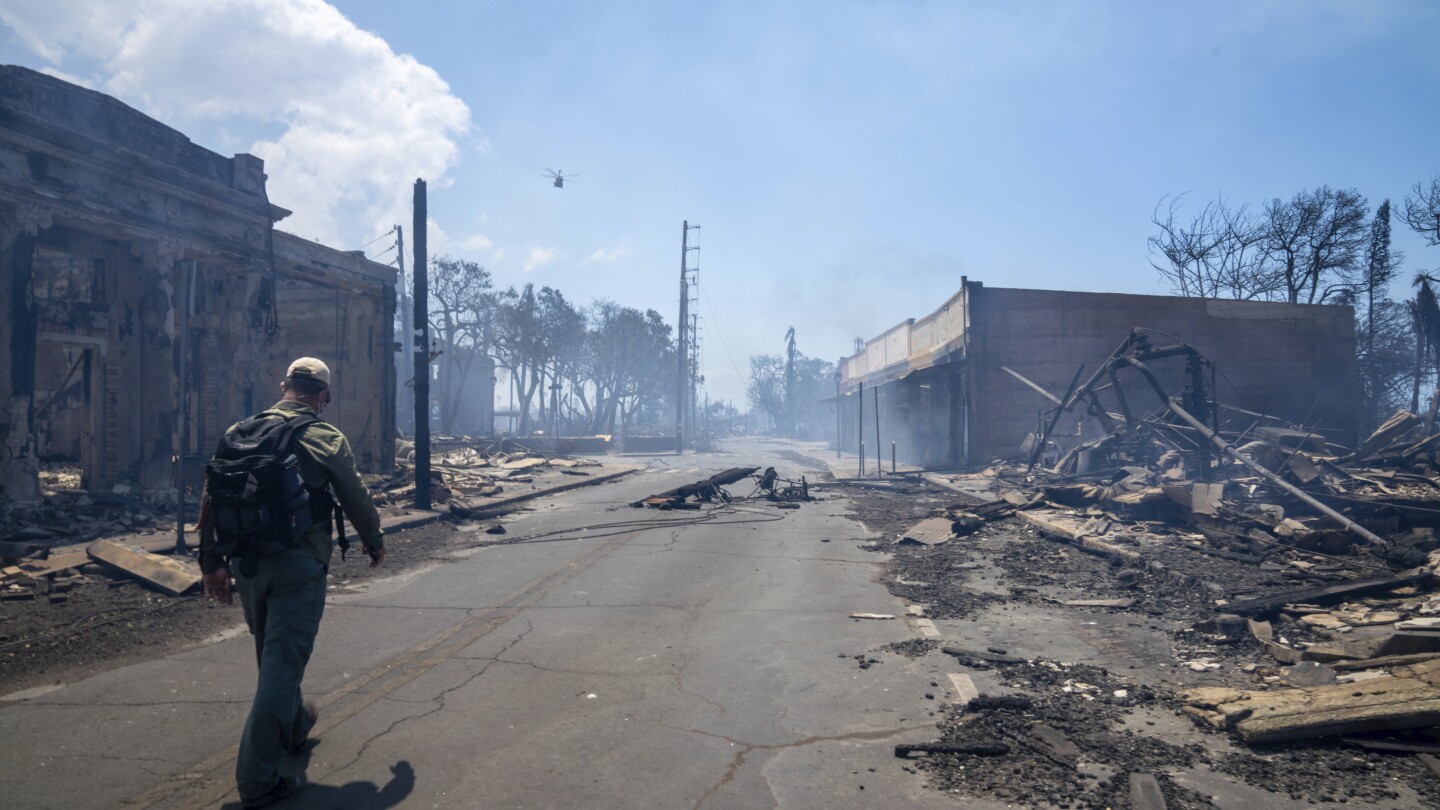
824 327 1440 805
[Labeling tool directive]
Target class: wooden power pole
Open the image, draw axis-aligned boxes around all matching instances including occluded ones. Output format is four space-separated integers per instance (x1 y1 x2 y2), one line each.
675 221 695 454
412 179 431 509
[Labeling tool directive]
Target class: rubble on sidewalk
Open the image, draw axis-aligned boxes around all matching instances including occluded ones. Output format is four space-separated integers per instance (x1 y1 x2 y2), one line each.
376 437 603 513
833 327 1440 791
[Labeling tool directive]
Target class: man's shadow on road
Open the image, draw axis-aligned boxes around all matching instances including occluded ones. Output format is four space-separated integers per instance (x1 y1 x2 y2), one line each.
220 759 414 810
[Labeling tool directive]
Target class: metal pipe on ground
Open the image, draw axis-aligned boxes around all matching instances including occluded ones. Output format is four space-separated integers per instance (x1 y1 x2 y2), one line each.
1123 356 1388 548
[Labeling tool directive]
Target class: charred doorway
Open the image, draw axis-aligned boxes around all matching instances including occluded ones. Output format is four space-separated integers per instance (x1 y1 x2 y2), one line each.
31 242 110 490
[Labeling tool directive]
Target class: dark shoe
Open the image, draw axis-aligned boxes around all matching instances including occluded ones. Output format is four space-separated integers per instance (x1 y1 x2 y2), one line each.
288 700 319 754
242 776 304 808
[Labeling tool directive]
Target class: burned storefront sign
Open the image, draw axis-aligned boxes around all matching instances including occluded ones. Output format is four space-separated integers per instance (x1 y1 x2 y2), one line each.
0 65 396 525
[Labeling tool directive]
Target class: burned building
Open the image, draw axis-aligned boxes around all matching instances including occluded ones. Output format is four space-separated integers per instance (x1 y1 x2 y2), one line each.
837 278 1357 468
0 65 396 503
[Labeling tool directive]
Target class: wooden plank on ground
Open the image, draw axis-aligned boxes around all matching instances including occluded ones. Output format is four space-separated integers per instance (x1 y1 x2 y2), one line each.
87 540 200 596
1184 676 1440 744
13 551 90 580
1332 652 1440 671
902 517 955 546
1223 571 1432 617
1018 510 1145 562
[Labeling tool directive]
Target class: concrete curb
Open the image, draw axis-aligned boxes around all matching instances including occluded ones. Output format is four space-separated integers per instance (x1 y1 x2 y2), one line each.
51 466 644 556
380 465 643 533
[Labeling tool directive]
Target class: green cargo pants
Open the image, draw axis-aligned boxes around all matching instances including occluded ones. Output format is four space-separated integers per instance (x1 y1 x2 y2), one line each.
234 551 327 802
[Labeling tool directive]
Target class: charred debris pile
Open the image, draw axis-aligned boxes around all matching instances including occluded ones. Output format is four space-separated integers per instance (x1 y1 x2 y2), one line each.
631 466 816 510
902 330 1440 751
382 436 602 516
0 436 603 602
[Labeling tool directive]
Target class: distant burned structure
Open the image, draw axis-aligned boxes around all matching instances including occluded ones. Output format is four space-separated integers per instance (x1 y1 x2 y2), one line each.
837 278 1357 468
0 65 396 502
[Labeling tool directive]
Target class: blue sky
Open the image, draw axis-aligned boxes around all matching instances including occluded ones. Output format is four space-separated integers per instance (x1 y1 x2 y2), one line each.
3 1 1438 403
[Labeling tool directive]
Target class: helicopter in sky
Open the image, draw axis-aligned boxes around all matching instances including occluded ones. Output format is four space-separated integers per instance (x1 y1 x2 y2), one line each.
544 169 577 189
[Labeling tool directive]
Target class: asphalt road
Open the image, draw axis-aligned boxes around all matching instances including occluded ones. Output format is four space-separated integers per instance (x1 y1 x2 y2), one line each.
0 439 959 809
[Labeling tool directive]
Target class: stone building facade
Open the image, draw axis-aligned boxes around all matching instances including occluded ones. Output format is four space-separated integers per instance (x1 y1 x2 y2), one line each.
0 65 396 503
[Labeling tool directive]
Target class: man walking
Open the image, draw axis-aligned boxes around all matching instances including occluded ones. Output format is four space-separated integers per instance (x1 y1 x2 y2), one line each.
200 357 385 808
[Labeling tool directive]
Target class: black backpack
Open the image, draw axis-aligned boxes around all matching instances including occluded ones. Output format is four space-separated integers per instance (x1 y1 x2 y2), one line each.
204 412 328 576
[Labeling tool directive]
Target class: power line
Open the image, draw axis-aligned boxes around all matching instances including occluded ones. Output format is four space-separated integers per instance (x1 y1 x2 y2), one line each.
700 283 747 387
358 229 394 250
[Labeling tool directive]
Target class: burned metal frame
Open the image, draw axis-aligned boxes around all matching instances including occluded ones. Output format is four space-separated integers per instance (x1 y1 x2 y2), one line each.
1028 329 1388 548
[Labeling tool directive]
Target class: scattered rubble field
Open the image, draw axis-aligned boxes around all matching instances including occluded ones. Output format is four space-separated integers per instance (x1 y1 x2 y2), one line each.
834 476 1440 808
0 517 517 695
0 441 611 695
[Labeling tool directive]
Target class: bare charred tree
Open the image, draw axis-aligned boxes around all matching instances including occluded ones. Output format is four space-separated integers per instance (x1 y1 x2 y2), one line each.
1259 186 1368 305
1149 194 1275 300
783 327 798 436
576 301 674 435
1411 274 1440 413
746 355 787 431
1401 175 1440 247
427 256 495 434
747 347 835 440
491 284 579 434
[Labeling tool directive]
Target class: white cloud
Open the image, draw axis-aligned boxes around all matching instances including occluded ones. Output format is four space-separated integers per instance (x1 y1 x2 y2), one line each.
457 234 494 253
580 240 633 266
0 0 473 249
522 246 562 273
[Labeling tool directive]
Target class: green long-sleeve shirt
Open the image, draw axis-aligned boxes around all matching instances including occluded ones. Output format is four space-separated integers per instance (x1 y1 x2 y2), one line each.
200 400 383 573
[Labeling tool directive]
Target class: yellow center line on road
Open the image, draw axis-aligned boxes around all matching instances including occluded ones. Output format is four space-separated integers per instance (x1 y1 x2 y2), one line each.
131 531 639 809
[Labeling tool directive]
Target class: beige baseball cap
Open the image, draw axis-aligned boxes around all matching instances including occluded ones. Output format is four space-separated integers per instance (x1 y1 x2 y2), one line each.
286 357 331 387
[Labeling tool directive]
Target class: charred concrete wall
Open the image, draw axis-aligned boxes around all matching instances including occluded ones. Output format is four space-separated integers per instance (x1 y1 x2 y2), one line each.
0 65 395 503
268 232 397 471
837 279 1358 469
966 286 1357 462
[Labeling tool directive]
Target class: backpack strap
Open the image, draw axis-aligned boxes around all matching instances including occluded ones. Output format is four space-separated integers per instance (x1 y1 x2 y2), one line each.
274 412 321 454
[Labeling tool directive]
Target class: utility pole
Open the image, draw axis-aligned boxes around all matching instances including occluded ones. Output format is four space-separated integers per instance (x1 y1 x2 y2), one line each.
858 380 865 478
412 179 432 510
874 385 882 478
689 311 700 444
675 221 700 453
395 224 412 435
551 378 562 442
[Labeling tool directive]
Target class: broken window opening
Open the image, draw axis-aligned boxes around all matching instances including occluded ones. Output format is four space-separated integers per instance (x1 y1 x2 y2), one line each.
31 246 104 305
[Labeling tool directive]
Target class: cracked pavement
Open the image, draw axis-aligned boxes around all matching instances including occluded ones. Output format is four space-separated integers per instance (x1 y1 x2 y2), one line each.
0 439 957 809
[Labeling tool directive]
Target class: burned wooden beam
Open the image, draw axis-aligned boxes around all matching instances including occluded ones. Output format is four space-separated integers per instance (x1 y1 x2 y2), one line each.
1222 570 1433 617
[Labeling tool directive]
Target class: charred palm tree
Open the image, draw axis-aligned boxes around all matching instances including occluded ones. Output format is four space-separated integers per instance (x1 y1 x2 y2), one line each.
1410 274 1440 413
783 327 798 437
